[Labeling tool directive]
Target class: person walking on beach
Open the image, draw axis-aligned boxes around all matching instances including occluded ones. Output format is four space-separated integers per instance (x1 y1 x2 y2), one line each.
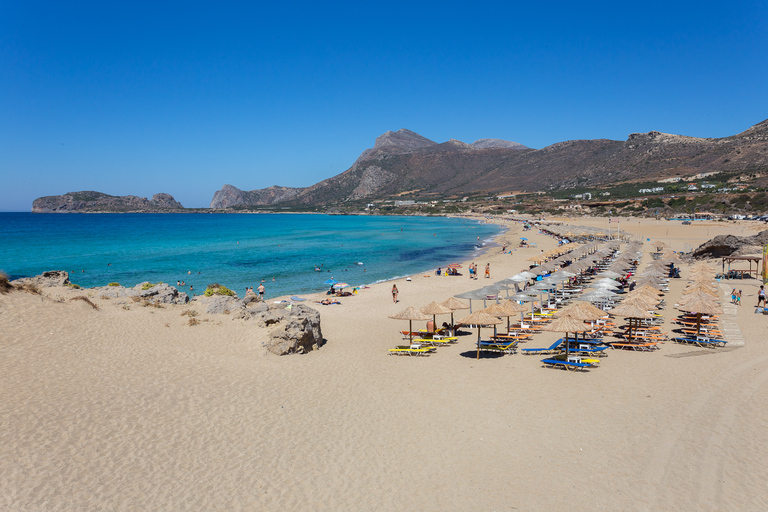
485 263 490 279
757 285 766 307
258 283 265 300
392 284 399 303
737 290 742 306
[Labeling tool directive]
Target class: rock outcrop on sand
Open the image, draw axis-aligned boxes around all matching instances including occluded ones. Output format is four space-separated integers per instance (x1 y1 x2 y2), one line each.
95 282 191 304
11 270 71 288
235 302 323 355
692 229 768 259
32 191 184 213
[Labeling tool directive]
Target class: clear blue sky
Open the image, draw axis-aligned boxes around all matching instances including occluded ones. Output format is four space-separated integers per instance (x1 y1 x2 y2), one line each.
2 1 767 211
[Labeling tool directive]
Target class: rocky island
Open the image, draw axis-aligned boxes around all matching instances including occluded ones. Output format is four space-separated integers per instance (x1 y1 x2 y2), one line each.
32 191 184 213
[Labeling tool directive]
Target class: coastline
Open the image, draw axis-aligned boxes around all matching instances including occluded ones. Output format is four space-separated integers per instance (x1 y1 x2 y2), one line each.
3 216 768 511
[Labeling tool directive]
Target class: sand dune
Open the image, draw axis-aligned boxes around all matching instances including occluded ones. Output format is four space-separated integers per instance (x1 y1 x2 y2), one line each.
2 217 767 511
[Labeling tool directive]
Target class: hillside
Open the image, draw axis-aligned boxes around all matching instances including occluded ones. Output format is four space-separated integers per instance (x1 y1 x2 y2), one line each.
211 119 768 208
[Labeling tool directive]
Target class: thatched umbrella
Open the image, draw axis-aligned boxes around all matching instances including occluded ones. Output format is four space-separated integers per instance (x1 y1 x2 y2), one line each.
608 302 656 342
420 301 454 333
388 306 431 344
480 302 518 335
441 297 470 327
539 313 591 358
676 296 721 335
457 310 503 359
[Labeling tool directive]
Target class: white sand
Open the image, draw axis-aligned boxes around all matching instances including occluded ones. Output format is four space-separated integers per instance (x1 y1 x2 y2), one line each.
2 217 768 511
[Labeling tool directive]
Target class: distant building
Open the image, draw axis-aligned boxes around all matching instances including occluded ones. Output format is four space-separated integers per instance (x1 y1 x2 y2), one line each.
394 200 416 206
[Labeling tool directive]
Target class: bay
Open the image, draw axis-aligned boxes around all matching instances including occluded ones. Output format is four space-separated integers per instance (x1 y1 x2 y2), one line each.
0 213 501 298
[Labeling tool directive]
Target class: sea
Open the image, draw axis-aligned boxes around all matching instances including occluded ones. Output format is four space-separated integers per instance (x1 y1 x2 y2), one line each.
0 213 502 299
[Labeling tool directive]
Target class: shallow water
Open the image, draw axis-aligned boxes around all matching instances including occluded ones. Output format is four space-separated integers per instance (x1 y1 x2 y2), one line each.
0 213 501 298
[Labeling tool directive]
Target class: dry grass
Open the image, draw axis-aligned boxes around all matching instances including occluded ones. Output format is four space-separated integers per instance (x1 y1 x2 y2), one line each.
69 296 100 310
0 272 12 294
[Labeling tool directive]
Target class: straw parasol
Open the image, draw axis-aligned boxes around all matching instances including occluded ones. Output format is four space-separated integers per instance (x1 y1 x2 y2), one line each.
480 302 518 335
539 313 591 358
608 302 656 341
676 296 721 334
457 310 503 359
441 297 470 327
420 301 454 333
388 306 431 344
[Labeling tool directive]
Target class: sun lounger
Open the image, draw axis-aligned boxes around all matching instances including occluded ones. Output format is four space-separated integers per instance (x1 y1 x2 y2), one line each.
388 344 436 356
541 358 595 371
521 339 563 355
478 340 518 354
673 337 727 348
609 342 660 351
413 337 456 347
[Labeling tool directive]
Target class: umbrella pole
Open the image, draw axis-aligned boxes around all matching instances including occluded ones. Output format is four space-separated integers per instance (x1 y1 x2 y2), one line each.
409 320 413 345
476 327 481 359
565 332 570 358
696 312 701 335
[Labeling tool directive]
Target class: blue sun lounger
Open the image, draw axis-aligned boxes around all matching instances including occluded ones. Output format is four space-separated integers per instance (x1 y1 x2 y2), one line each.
541 358 596 371
521 339 563 355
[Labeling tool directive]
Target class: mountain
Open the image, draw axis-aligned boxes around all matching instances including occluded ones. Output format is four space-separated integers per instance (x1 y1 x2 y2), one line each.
214 119 768 208
210 129 531 207
32 192 184 213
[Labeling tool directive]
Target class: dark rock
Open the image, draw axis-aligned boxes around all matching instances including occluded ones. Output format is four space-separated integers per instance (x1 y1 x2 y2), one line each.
692 229 768 259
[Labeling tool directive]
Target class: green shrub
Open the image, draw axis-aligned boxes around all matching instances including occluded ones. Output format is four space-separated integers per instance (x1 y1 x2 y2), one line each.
141 282 155 290
67 283 81 289
108 282 120 287
204 283 235 297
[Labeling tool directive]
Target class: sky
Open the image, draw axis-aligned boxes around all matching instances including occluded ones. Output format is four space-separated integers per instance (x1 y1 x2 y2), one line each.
2 1 767 211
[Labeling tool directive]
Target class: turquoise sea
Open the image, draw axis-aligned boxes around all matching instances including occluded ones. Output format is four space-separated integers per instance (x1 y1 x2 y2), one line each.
0 213 501 299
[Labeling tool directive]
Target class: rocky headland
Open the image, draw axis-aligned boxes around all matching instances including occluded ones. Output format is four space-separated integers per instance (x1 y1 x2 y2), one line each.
32 191 184 213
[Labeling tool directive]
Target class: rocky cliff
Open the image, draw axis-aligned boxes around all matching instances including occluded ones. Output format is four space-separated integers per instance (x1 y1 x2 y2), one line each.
32 191 184 213
209 184 306 209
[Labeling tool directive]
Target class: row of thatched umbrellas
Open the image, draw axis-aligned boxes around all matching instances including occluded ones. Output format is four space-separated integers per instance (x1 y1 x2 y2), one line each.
390 239 628 359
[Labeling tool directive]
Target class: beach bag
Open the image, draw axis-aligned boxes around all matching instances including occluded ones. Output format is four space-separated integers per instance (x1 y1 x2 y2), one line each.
755 308 765 314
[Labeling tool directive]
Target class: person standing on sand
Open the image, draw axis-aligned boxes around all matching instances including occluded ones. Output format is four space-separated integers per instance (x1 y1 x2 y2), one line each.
392 284 398 303
258 283 265 300
731 288 737 305
737 290 742 306
757 285 766 307
485 263 490 279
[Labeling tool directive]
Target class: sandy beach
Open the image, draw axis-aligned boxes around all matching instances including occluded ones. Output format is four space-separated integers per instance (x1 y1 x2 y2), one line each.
2 216 768 511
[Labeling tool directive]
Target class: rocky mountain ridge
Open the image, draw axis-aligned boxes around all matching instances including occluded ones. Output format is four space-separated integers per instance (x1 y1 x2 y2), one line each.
210 119 768 207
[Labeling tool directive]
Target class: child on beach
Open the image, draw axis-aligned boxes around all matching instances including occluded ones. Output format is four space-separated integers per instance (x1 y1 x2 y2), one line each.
485 263 490 278
392 284 398 303
737 290 742 305
757 285 766 307
731 289 737 304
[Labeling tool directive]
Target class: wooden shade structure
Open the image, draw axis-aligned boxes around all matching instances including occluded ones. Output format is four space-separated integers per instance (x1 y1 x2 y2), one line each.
457 310 503 359
388 307 431 344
